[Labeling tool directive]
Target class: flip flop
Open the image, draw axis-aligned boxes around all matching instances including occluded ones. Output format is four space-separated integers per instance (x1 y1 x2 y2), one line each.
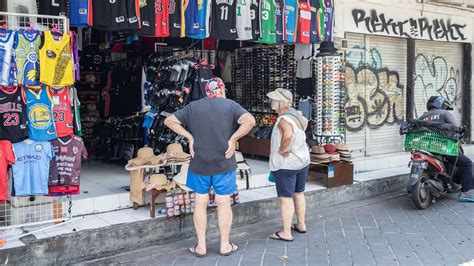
220 243 239 256
291 224 307 234
189 244 207 258
269 231 294 242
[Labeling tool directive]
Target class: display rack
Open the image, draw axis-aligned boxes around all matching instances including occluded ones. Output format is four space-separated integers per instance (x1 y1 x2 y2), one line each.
313 55 347 144
0 12 73 231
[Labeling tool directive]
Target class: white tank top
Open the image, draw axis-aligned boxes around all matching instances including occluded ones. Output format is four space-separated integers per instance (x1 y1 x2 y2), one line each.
269 114 311 171
0 30 15 86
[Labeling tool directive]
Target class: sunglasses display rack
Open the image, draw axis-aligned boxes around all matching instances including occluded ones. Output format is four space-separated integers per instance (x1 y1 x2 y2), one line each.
313 55 347 144
233 45 297 114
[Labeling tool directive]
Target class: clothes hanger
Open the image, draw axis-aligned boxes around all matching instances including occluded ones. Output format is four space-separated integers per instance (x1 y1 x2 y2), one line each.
25 22 36 32
50 23 63 36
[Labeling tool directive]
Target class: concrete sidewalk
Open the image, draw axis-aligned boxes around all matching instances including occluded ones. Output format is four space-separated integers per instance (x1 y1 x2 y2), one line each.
80 192 474 266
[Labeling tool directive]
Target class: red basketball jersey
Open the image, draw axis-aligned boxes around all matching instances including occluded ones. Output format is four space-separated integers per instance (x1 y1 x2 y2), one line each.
298 0 311 43
155 0 170 37
49 87 74 137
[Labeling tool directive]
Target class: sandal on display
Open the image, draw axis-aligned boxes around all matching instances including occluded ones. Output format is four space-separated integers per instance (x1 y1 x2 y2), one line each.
220 243 239 256
269 232 294 242
189 245 207 258
291 224 307 234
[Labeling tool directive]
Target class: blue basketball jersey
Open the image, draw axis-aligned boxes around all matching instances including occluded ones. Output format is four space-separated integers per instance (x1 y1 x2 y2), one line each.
24 87 57 141
275 0 284 44
12 140 53 196
185 0 200 36
70 0 91 27
187 0 211 38
284 0 298 43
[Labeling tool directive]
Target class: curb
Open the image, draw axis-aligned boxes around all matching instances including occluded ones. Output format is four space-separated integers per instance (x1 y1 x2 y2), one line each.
0 174 408 265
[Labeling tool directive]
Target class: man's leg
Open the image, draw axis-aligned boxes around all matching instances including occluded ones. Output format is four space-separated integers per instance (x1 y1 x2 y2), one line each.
215 194 233 253
213 171 238 254
456 154 473 195
193 193 209 255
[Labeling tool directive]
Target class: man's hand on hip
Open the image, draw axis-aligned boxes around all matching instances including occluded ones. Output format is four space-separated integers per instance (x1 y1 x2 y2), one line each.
225 139 236 159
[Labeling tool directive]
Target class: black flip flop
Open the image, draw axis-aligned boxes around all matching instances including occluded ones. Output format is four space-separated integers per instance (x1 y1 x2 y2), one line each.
269 232 294 242
220 243 239 256
189 244 207 258
291 224 307 234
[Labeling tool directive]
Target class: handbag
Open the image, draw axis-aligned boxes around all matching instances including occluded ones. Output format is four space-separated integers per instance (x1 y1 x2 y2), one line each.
268 171 276 183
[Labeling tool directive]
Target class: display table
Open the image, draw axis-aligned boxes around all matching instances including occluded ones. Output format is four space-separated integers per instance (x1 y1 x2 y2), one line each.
239 136 271 157
307 161 353 188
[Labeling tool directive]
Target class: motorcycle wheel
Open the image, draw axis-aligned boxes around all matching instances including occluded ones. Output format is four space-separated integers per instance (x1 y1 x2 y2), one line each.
412 173 433 210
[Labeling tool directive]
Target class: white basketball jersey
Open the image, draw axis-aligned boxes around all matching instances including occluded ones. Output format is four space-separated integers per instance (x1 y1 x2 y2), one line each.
237 0 253 40
0 31 15 86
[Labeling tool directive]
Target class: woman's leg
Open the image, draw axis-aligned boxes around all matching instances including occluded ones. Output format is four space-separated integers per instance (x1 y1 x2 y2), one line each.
274 169 297 240
293 166 309 231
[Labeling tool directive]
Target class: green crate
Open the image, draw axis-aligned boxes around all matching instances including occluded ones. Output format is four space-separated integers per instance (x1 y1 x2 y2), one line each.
404 131 460 156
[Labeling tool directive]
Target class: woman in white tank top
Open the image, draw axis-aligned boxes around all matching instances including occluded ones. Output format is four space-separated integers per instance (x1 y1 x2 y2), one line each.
266 89 310 242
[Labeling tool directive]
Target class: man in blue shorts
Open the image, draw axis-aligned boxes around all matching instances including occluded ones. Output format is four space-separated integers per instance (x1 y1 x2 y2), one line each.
165 78 255 257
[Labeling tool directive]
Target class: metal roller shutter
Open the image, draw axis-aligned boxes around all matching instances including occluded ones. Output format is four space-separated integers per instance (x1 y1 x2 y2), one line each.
344 33 407 156
413 41 463 124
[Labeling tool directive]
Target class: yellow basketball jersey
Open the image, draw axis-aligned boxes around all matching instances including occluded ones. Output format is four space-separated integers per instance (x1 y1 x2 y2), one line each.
39 31 74 86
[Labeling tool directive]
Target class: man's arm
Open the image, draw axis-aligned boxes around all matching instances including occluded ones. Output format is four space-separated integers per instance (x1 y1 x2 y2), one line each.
278 119 294 157
444 111 457 126
164 115 195 157
225 113 256 159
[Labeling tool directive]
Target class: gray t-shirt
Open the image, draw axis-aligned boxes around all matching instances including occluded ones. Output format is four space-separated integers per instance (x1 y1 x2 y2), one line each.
419 109 457 126
174 97 248 176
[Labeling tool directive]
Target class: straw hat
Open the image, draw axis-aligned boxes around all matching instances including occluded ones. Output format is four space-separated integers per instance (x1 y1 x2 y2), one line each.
310 146 330 163
143 174 176 192
127 147 166 167
335 143 351 155
166 143 190 160
173 163 192 191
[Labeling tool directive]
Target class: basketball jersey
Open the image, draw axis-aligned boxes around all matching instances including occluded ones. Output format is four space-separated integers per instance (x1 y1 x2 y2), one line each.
49 86 74 137
14 30 41 87
309 0 321 43
70 0 92 27
0 30 15 86
298 0 311 44
250 0 261 40
284 0 298 43
93 0 140 31
39 0 68 16
256 0 276 44
236 0 253 40
72 87 83 136
184 0 200 37
0 86 28 142
155 0 170 37
39 31 74 87
322 0 333 41
211 0 238 40
275 0 284 43
168 0 183 37
186 0 211 39
12 140 53 196
136 0 156 36
24 87 57 141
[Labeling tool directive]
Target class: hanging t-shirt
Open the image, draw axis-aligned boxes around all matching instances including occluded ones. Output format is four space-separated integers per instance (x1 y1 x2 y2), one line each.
298 0 311 44
92 0 141 31
49 136 87 187
298 98 312 120
0 30 15 86
284 0 298 43
0 86 28 142
250 0 261 40
137 0 157 36
12 140 53 196
70 0 93 27
0 140 15 201
39 31 74 87
155 0 170 37
14 30 41 87
309 0 321 43
184 0 200 37
255 0 276 44
168 0 183 37
39 0 69 16
49 86 74 137
322 0 333 41
24 87 57 141
72 87 83 136
275 0 284 43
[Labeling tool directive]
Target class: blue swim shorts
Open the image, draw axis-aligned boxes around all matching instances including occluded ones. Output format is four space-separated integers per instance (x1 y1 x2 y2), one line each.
187 170 236 195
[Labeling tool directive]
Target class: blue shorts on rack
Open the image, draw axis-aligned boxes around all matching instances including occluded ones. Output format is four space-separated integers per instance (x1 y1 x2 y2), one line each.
187 170 236 195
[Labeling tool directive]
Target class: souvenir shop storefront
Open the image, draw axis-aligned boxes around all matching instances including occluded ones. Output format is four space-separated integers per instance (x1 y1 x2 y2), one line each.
0 0 357 229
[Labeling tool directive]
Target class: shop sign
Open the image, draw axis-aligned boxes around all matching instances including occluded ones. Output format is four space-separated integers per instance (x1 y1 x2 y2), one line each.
344 3 472 43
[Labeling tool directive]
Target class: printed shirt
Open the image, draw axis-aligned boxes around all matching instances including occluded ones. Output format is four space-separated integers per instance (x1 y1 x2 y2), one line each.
0 140 15 201
49 136 88 186
12 140 53 196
